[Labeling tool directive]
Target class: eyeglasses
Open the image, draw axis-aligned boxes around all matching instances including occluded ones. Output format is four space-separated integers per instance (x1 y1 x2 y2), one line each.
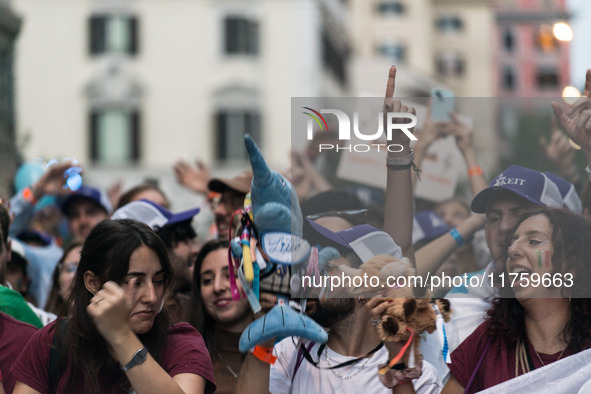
61 262 79 274
307 209 368 225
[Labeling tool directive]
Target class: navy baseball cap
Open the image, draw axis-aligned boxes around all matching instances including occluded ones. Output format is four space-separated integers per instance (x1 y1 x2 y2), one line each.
305 219 403 262
543 172 582 214
61 185 112 216
111 199 200 230
412 210 451 245
471 165 562 213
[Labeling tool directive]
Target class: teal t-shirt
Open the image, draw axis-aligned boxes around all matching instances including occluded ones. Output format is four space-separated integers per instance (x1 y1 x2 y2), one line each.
0 285 43 328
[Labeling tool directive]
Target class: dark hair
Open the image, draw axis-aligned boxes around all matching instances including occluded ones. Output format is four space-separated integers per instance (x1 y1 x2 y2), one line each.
0 204 9 245
188 239 228 355
45 240 84 316
117 184 169 209
487 208 591 352
156 220 197 250
62 219 174 394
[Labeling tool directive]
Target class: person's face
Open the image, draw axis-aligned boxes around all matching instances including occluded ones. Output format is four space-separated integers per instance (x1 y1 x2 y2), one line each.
314 216 354 232
122 245 166 334
213 190 245 236
131 189 169 209
171 238 198 289
68 200 109 241
435 200 470 228
6 266 28 294
200 248 251 330
58 246 82 301
506 214 558 298
484 191 538 261
305 214 357 326
307 297 356 327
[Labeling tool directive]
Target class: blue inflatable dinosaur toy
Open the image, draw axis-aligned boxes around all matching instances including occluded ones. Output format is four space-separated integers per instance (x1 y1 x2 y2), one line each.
232 134 338 352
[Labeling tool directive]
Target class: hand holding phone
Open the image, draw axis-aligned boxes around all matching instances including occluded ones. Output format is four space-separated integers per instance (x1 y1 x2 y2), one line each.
430 88 455 122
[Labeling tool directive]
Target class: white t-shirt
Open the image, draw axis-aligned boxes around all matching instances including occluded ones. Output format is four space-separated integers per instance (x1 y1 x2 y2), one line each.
270 337 442 394
444 261 498 353
420 262 498 382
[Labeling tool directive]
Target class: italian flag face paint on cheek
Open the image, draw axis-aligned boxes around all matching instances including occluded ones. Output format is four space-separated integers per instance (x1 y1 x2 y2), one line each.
543 250 550 270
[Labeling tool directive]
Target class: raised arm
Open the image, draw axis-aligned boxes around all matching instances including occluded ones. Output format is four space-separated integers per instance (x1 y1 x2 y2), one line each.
9 161 79 237
173 159 211 195
412 100 442 186
552 69 591 171
383 66 416 264
444 112 488 196
415 213 485 277
540 117 580 185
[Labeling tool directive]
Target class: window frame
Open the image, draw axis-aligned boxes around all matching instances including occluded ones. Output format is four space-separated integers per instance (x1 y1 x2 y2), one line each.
89 109 140 165
88 14 139 56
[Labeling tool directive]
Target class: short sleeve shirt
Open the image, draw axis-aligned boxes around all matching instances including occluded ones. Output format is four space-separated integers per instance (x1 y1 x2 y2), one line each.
0 312 38 393
449 320 574 393
270 337 442 394
11 321 216 393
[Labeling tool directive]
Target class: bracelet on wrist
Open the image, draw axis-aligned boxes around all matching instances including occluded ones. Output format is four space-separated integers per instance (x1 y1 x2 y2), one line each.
387 162 413 170
251 345 277 364
386 150 422 179
449 228 465 248
122 347 148 372
386 150 414 168
22 187 38 205
467 166 483 177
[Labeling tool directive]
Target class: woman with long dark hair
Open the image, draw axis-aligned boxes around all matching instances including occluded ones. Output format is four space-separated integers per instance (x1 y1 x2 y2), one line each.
443 208 591 393
12 219 215 394
188 239 253 394
44 241 83 317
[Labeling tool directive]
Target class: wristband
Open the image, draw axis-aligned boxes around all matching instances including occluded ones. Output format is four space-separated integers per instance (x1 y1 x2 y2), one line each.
122 347 148 372
387 162 413 170
22 187 38 205
386 150 414 168
251 345 277 364
467 166 483 177
449 228 465 248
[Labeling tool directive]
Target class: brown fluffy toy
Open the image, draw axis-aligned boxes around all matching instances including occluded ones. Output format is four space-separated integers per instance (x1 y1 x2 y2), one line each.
338 255 452 368
376 297 452 367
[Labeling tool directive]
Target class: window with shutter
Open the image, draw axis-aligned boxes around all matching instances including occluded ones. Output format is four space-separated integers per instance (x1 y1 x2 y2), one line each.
88 15 139 56
215 110 261 161
224 16 259 55
89 110 140 164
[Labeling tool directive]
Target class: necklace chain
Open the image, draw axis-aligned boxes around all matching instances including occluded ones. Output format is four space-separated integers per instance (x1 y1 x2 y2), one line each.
216 352 240 379
533 347 566 367
324 348 373 380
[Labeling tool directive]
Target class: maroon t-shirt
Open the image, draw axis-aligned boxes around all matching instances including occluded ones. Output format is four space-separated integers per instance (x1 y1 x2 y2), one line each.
11 321 216 394
0 311 38 393
449 320 574 393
